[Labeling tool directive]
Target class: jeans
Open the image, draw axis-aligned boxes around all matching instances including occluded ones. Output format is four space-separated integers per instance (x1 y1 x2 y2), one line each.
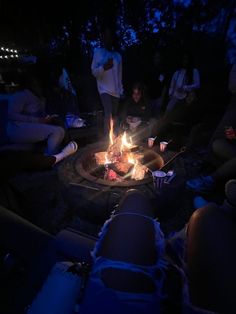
100 93 119 134
7 122 65 155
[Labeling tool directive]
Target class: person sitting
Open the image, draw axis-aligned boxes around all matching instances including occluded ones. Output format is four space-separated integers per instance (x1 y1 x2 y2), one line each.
166 52 200 113
0 189 223 313
186 179 236 314
0 141 78 185
153 52 201 144
120 83 155 143
7 74 65 155
187 124 236 193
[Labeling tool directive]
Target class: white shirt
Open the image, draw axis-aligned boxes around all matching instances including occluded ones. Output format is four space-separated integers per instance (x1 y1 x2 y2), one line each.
91 48 123 98
169 68 200 100
229 63 236 94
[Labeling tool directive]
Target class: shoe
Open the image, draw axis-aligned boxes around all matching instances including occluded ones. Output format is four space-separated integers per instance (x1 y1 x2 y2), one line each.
61 141 78 158
186 175 214 192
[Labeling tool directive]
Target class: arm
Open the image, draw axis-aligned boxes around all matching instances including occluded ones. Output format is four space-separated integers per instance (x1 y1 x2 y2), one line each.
184 69 200 92
8 93 40 123
91 49 105 78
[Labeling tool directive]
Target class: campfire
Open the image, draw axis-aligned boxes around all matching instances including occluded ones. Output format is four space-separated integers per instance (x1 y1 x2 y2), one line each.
95 119 148 182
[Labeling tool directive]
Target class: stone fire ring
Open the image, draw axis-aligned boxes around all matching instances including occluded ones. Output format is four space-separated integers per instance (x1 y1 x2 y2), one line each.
74 142 165 187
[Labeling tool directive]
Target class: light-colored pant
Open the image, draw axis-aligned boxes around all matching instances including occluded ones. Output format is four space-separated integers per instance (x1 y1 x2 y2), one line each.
7 122 65 155
100 93 119 134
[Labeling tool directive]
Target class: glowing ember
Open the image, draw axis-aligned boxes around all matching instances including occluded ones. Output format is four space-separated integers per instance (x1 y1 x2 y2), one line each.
97 118 147 181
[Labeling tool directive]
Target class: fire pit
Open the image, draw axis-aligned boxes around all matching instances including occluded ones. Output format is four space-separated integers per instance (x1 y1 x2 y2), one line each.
75 119 164 187
75 142 164 187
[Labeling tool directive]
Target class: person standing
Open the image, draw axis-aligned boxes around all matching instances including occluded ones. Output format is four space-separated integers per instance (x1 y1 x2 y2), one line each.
91 28 123 135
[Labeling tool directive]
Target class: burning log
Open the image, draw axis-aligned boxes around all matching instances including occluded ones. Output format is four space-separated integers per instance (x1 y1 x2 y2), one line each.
94 118 148 182
111 162 133 176
131 162 148 181
107 134 123 161
95 152 108 165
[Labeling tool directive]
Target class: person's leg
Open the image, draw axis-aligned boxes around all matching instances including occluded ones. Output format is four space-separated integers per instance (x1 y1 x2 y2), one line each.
212 156 236 182
0 205 53 266
111 95 120 133
0 151 56 183
100 93 113 135
8 122 65 155
212 138 236 161
187 204 236 313
94 190 161 293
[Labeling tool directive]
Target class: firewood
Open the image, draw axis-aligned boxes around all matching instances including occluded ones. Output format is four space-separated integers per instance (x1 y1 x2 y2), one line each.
95 152 107 165
131 163 148 180
111 162 133 176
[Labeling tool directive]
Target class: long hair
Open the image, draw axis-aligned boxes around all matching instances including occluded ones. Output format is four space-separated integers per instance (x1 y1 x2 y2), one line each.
131 82 148 103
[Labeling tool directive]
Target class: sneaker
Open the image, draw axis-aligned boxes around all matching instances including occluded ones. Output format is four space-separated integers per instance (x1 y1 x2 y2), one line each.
61 141 78 158
186 175 214 192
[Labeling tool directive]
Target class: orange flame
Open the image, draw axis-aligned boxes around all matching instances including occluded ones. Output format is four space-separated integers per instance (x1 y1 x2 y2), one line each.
128 152 135 164
121 132 133 152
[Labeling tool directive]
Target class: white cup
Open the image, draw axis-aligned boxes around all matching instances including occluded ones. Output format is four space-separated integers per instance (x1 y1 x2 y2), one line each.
152 170 166 189
148 137 155 148
160 141 168 152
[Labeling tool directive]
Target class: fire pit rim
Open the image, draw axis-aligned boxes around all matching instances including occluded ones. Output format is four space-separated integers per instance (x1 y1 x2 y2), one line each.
75 142 165 187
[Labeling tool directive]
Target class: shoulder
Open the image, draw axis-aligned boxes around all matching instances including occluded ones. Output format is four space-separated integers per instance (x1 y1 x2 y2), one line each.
93 47 104 57
113 51 122 60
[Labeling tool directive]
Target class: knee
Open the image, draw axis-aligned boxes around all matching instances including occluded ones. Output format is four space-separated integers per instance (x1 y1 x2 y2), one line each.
54 126 65 140
212 139 227 157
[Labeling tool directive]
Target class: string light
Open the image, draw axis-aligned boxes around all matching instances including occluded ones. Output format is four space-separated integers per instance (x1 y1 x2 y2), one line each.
0 46 20 60
0 55 19 59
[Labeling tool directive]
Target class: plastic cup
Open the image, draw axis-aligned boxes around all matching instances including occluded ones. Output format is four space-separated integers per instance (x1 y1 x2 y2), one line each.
148 137 155 148
160 141 168 152
152 170 167 189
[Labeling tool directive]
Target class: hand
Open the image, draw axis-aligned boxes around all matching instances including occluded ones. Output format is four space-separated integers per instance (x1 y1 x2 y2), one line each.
103 58 113 71
225 126 236 140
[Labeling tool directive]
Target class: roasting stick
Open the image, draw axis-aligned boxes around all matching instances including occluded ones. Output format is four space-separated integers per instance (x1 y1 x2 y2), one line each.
146 146 186 175
160 146 186 170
